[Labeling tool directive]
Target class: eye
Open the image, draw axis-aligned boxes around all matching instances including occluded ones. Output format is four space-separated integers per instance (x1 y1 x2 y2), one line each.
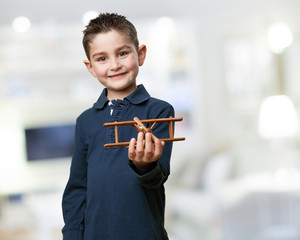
119 51 128 57
97 56 107 62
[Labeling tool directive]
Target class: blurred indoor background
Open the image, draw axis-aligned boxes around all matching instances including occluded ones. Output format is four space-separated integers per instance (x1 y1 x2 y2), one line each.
1 0 300 239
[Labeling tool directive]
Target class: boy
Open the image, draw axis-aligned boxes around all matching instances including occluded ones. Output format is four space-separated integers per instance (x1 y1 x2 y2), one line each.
62 13 174 240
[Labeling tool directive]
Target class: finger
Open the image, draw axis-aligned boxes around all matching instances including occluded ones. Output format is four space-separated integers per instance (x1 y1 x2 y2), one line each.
153 139 165 160
128 138 136 160
136 132 144 157
144 133 154 158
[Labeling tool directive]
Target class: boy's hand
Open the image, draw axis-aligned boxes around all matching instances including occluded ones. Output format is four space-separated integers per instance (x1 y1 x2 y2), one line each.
128 132 165 174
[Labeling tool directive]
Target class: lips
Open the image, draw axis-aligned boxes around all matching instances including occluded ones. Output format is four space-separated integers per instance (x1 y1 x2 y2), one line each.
108 72 127 79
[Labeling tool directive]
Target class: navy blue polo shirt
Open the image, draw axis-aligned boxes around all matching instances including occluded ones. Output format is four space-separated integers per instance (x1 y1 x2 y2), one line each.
62 85 174 240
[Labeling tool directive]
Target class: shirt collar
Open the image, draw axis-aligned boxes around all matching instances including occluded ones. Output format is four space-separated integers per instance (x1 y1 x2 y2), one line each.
93 84 150 110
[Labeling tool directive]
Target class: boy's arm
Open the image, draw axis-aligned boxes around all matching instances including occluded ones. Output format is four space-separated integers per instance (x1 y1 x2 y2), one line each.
62 122 88 240
128 105 174 188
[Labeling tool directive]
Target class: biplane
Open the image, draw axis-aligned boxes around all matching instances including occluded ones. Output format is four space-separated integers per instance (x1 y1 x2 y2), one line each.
103 116 185 148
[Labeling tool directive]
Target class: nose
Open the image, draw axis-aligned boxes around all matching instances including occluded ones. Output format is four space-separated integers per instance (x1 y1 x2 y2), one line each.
110 57 121 71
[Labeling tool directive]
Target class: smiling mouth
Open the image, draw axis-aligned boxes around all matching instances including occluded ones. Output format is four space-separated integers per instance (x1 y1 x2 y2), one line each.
109 72 127 78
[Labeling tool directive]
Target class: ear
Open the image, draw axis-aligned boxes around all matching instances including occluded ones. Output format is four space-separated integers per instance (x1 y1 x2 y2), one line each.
83 60 97 77
137 45 147 66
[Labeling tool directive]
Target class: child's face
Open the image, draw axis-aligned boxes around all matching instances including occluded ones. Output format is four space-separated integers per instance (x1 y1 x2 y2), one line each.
84 30 146 100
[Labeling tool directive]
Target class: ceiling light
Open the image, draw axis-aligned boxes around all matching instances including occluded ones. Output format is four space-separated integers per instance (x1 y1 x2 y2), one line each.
12 16 31 33
267 23 293 54
156 17 175 32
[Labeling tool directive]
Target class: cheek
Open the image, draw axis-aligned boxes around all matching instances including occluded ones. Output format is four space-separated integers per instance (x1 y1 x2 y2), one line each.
94 67 107 77
126 58 139 71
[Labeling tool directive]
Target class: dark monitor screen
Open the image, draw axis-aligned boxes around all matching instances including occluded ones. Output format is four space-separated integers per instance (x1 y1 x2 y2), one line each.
25 124 75 161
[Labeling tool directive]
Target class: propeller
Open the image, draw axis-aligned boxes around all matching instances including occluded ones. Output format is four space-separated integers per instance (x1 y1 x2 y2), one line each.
133 117 158 141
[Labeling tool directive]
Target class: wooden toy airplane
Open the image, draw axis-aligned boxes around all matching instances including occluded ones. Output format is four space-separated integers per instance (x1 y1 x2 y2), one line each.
103 116 185 148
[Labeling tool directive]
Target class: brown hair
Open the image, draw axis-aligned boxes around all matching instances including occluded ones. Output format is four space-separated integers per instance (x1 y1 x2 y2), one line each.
82 13 139 60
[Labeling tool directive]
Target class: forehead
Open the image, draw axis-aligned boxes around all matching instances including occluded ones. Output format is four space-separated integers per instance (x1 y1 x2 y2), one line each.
89 30 133 52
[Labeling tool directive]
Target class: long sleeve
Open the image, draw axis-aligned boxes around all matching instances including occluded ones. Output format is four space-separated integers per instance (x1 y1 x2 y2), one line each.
129 104 174 189
62 120 88 240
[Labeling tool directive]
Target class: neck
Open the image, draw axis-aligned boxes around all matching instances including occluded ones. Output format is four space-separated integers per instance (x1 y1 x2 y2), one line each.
107 85 137 101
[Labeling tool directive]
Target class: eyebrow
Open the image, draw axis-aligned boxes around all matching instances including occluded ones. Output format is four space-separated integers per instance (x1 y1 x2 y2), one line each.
92 45 132 59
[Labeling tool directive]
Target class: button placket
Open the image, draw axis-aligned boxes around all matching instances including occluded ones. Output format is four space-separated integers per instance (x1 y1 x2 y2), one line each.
105 100 126 145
